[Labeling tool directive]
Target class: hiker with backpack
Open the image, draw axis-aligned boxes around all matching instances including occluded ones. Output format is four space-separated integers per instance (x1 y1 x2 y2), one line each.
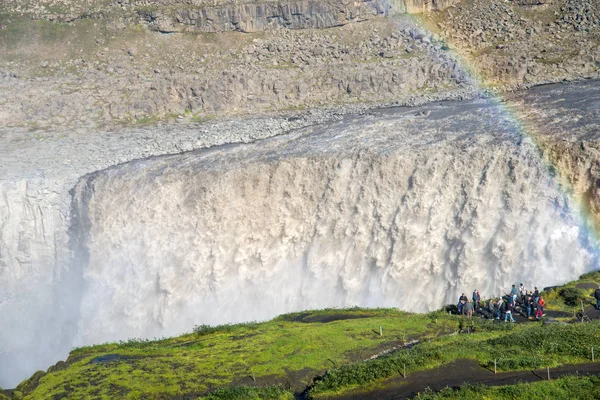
594 286 600 309
526 293 534 319
487 298 495 318
519 283 527 304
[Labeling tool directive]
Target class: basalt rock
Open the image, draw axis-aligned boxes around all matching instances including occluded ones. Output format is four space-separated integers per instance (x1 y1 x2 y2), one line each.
137 0 461 33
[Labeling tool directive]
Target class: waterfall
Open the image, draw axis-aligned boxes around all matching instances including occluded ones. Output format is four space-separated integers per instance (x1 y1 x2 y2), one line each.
2 87 598 388
68 106 595 346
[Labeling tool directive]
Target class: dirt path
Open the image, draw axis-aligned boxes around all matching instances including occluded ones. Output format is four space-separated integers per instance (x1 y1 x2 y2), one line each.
334 359 600 400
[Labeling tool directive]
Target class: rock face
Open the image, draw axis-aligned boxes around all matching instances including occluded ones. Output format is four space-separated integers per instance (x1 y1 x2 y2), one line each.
2 0 599 129
137 0 462 33
432 0 600 87
0 17 474 129
141 0 388 33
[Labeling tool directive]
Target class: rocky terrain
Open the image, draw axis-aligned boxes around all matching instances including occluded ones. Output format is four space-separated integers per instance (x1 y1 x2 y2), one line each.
1 0 599 128
429 0 600 87
0 17 473 129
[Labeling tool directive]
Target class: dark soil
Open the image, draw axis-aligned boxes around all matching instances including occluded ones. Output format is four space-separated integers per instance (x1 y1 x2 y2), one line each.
584 305 600 320
88 354 137 364
575 283 599 290
544 310 573 318
332 359 600 400
287 313 375 324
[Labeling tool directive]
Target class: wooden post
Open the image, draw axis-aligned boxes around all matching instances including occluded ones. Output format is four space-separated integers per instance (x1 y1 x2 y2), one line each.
547 366 550 380
581 300 585 323
592 347 595 362
404 363 406 378
435 318 438 324
494 359 497 374
379 326 383 336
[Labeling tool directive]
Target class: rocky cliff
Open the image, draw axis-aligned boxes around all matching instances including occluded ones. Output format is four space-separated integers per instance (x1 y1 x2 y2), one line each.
0 17 473 129
1 0 599 129
136 0 462 33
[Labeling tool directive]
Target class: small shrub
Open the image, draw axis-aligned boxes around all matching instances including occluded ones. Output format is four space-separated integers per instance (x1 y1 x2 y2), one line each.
559 287 584 307
193 324 222 336
193 322 259 337
494 356 542 370
117 337 169 349
579 270 600 281
202 385 292 400
442 304 458 314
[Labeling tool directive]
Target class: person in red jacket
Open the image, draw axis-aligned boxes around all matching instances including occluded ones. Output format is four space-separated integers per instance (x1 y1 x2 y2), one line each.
536 296 545 319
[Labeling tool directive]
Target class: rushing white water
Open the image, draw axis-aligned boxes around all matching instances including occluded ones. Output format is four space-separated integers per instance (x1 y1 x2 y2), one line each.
69 103 596 347
2 85 600 388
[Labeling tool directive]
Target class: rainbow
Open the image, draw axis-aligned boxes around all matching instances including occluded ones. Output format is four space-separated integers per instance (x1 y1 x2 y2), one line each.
383 3 600 271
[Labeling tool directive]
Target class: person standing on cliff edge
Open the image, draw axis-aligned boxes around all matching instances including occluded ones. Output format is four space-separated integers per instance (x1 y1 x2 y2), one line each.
472 290 480 311
595 286 600 310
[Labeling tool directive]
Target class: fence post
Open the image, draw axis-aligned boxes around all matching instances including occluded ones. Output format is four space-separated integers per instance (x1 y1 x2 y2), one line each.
494 359 497 374
404 363 406 378
593 347 595 362
379 326 383 336
547 366 550 380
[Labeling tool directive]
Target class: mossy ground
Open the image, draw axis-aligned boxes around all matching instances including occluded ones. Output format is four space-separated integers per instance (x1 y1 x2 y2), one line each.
16 308 456 399
6 271 600 400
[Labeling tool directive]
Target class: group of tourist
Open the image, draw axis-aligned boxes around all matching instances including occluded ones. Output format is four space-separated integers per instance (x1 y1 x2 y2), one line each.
457 283 546 322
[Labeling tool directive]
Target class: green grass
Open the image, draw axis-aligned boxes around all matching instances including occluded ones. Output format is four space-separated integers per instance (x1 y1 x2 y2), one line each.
202 385 293 400
20 308 457 399
419 375 600 400
309 320 600 398
543 270 600 314
10 271 600 400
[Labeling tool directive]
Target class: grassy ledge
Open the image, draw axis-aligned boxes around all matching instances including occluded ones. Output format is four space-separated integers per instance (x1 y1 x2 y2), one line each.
5 271 600 400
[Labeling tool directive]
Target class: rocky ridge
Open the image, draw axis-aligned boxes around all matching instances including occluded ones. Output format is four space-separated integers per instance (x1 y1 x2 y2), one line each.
1 0 600 128
0 16 473 129
430 0 600 87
